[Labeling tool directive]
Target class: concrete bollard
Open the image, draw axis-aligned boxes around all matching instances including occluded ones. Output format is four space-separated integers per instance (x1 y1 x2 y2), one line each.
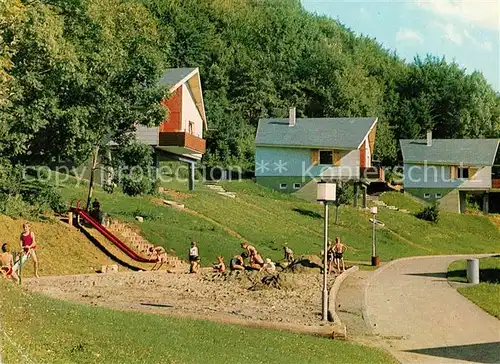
467 259 479 284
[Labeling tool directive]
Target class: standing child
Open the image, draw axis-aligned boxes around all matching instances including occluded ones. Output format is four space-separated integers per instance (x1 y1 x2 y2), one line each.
333 237 347 272
188 240 200 273
20 223 39 278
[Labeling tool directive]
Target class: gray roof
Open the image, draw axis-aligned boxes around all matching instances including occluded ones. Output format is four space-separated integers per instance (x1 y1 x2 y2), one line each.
255 117 377 149
159 68 197 88
400 139 500 166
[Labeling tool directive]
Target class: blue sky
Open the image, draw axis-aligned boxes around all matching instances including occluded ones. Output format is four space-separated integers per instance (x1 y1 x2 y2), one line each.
301 0 500 91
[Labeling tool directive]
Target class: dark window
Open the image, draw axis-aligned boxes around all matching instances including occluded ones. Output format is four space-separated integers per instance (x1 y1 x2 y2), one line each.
279 183 287 189
319 151 333 165
458 168 469 179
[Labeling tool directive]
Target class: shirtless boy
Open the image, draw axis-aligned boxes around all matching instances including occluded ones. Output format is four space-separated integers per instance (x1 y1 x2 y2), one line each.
333 237 348 272
1 243 19 283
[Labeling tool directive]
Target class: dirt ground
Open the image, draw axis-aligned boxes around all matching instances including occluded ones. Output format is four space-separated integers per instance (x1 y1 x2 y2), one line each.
24 269 340 333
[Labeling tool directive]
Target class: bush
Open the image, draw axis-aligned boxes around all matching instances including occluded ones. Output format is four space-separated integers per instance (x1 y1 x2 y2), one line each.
415 203 439 223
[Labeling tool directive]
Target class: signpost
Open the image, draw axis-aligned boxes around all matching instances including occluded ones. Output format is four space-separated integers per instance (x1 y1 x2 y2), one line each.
371 206 380 266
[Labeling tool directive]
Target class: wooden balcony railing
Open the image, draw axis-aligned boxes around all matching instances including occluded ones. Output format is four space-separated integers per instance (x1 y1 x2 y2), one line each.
159 131 206 154
360 166 385 181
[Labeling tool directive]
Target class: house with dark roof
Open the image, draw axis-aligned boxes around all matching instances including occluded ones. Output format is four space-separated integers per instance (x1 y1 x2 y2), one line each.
135 68 207 190
255 108 383 202
400 132 500 213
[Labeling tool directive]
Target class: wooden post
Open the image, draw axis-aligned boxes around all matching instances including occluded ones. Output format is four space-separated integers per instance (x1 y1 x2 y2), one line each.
86 145 100 211
68 211 73 226
353 183 358 208
362 185 367 209
188 162 195 191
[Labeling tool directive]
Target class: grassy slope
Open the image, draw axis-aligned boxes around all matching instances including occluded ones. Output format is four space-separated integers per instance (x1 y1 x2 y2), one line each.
53 176 500 266
448 257 500 319
0 215 115 277
0 281 395 364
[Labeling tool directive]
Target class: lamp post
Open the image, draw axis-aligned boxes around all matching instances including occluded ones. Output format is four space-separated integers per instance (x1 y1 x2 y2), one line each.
370 206 380 266
317 181 336 322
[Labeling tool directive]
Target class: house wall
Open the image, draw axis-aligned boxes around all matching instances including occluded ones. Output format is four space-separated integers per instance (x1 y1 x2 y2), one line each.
255 146 360 179
135 125 159 146
181 83 204 138
403 164 492 189
160 87 182 132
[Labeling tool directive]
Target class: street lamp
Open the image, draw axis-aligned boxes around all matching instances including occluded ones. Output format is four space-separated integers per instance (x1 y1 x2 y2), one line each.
370 206 380 266
317 181 336 322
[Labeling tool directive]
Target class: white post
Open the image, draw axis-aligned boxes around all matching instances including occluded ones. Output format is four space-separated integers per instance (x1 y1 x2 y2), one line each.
372 214 376 257
467 259 479 284
322 202 329 322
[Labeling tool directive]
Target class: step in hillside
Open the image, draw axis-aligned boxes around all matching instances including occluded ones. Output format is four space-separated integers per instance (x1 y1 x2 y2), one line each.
108 219 181 269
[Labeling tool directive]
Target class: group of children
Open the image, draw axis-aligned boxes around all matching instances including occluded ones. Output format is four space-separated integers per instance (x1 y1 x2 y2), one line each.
1 223 40 283
211 243 277 274
326 237 348 273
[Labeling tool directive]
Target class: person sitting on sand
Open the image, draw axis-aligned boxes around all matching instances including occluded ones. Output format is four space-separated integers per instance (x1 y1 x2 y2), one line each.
229 255 245 271
0 243 19 283
263 258 276 273
213 256 225 273
20 223 39 278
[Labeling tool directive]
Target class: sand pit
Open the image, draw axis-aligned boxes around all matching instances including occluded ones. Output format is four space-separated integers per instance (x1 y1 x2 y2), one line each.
24 270 339 333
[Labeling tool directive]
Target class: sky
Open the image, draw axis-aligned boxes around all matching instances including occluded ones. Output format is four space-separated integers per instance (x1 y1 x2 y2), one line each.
301 0 500 91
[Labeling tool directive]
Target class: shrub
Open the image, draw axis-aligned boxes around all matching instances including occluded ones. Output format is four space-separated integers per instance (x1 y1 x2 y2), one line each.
415 203 439 223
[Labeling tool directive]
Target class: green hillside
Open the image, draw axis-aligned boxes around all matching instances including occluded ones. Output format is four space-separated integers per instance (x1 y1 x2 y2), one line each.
54 176 500 266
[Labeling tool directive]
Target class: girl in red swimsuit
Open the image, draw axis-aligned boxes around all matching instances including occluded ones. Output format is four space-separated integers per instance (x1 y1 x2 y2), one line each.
20 223 39 278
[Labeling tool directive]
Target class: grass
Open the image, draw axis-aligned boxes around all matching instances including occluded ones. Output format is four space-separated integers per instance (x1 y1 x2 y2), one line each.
0 280 396 364
379 191 424 213
0 214 115 277
49 174 500 266
448 257 500 319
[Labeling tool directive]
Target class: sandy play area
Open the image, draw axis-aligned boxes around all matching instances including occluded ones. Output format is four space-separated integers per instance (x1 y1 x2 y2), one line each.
24 269 339 333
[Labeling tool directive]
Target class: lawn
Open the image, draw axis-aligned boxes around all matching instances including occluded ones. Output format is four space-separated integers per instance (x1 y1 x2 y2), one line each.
50 174 500 266
448 256 500 319
0 280 396 364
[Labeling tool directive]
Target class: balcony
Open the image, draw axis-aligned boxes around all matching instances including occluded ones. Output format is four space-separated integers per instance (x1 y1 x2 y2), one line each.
159 131 206 155
360 166 385 181
492 179 500 189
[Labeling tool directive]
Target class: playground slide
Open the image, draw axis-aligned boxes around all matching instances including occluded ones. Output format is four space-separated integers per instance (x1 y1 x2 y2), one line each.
72 208 155 263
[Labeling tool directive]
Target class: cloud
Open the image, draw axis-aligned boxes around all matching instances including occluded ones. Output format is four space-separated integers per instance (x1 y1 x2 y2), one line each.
417 0 500 31
438 23 463 44
396 28 424 44
464 29 493 51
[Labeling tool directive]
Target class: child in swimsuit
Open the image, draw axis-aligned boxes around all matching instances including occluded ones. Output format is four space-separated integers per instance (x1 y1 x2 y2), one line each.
20 223 39 278
0 243 19 283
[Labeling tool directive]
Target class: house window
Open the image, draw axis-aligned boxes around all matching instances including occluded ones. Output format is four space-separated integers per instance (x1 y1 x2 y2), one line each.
280 183 287 190
424 193 431 199
293 183 301 189
435 193 442 199
319 151 333 165
188 121 194 134
458 167 469 179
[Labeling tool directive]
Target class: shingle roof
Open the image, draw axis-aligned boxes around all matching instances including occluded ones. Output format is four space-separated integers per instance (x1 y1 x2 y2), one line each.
255 117 377 149
159 68 197 88
400 139 500 166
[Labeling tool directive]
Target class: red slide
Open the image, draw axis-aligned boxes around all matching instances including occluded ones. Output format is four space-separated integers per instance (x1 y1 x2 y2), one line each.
72 207 155 263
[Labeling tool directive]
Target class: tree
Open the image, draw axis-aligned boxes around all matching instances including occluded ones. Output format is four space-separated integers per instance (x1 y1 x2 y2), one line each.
334 182 352 225
2 0 168 208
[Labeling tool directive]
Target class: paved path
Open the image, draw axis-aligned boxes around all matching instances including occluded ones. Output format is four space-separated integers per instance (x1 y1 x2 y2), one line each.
364 255 500 364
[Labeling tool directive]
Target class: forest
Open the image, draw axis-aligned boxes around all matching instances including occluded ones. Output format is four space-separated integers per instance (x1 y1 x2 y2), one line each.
1 0 500 174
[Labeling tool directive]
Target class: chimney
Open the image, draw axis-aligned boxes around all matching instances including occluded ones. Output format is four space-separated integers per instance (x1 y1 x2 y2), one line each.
289 107 296 127
427 130 432 146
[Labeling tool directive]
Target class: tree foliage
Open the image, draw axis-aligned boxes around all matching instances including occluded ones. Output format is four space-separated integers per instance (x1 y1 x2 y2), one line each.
1 0 499 179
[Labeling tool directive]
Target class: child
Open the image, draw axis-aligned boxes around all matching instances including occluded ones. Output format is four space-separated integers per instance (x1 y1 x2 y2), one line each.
213 256 225 273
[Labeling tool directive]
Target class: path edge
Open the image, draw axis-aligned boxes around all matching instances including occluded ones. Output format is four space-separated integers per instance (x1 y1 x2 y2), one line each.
328 265 359 334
